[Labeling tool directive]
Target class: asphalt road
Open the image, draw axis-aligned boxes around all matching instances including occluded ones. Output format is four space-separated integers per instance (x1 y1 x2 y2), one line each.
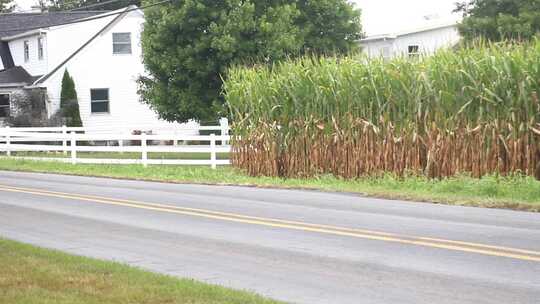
0 170 539 304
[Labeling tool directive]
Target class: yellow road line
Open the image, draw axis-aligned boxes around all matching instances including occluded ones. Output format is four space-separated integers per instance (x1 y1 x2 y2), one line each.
1 184 539 262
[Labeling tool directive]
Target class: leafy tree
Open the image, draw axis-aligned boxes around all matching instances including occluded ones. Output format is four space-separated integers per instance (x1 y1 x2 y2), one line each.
60 70 83 127
0 0 14 12
139 0 362 123
456 0 540 41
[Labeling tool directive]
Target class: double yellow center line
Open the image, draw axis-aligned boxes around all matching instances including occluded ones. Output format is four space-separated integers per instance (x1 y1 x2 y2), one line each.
1 183 539 262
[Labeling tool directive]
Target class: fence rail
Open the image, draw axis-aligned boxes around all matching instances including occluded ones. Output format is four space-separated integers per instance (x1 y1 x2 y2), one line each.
0 125 231 168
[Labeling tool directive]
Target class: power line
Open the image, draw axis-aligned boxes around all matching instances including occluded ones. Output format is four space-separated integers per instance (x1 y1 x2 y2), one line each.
0 0 171 34
69 0 129 11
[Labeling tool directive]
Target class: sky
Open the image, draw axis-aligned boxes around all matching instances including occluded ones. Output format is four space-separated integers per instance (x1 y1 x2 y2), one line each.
353 0 461 35
12 0 462 36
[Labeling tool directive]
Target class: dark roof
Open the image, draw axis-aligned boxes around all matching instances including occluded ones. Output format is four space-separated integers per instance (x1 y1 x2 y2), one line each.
0 42 14 69
0 11 105 38
0 66 37 86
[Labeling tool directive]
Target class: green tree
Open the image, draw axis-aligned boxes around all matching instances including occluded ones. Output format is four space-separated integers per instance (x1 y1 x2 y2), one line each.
0 0 14 12
139 0 362 123
456 0 540 41
60 70 83 127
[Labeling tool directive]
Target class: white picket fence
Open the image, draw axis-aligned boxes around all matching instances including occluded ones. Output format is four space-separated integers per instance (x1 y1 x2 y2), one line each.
0 124 231 168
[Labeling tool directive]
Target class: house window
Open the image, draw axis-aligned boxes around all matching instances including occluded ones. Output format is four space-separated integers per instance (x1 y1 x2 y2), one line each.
90 89 109 114
112 33 132 54
24 40 30 62
408 45 420 58
0 94 10 118
38 37 44 60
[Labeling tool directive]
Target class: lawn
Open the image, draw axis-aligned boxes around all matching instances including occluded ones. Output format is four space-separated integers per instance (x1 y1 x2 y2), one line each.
0 158 539 212
0 238 282 304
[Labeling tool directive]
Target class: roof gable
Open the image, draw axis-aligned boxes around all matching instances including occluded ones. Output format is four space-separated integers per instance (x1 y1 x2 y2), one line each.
35 7 134 85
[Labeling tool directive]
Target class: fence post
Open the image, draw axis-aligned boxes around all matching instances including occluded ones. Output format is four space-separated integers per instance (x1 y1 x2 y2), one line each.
210 133 216 169
220 117 228 146
119 128 125 154
5 126 10 157
141 132 148 167
70 131 77 164
62 125 67 155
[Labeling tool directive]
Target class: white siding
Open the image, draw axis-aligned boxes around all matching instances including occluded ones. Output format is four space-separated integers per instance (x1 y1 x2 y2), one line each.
362 39 394 59
42 10 195 133
361 25 461 59
392 26 460 57
45 15 114 74
8 34 48 76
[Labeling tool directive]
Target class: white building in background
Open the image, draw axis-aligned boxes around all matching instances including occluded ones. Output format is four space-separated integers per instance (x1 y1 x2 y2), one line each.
360 19 461 59
0 6 198 132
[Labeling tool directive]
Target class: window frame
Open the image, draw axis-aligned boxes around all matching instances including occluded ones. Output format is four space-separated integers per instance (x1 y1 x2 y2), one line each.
90 88 110 114
0 93 11 118
38 36 44 60
112 32 132 55
408 45 420 58
23 40 30 62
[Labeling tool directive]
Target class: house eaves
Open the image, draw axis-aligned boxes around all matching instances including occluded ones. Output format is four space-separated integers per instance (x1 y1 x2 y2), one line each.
0 82 28 88
360 35 397 43
1 29 47 42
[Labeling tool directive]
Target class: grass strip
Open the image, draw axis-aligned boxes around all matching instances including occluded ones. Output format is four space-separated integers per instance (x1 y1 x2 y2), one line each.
0 238 282 304
0 158 539 212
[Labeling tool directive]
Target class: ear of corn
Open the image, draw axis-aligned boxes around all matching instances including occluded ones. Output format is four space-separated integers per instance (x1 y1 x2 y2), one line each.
224 40 540 179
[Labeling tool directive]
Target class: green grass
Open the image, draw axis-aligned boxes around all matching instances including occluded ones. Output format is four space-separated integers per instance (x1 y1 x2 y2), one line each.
0 158 539 212
0 238 282 304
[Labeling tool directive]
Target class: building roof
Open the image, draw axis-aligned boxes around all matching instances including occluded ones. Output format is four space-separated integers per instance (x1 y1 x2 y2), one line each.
0 41 14 68
361 20 459 43
0 11 105 39
0 66 40 87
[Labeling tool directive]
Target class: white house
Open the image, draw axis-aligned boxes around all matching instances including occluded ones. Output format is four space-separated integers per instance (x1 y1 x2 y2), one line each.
360 20 461 59
0 6 197 132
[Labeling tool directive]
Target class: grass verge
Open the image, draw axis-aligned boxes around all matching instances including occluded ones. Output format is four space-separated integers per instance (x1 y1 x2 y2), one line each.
0 158 539 212
0 238 282 304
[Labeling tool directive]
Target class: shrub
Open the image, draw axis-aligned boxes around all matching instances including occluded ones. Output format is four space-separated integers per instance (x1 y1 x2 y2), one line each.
60 70 82 127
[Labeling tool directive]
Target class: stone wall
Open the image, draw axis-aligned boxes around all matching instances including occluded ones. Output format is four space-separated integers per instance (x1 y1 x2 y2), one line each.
2 88 58 127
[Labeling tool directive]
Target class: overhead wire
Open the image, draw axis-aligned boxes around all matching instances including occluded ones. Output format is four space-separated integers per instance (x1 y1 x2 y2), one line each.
69 0 130 12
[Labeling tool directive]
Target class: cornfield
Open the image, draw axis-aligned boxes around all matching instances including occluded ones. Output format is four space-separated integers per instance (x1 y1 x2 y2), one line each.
224 41 540 179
